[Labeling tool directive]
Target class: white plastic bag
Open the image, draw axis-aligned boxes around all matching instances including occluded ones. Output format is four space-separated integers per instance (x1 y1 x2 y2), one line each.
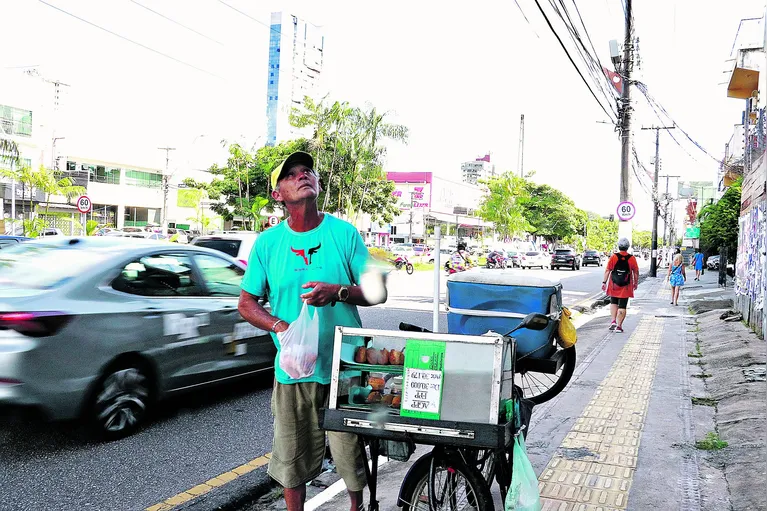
276 302 320 379
505 435 542 511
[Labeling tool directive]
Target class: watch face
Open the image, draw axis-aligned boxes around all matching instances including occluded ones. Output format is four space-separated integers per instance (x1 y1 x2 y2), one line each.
340 287 350 300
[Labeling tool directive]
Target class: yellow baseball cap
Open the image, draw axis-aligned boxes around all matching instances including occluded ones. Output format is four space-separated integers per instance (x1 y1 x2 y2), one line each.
271 151 314 190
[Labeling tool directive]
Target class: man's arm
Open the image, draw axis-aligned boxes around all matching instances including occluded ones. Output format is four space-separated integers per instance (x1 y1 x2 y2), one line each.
602 266 611 290
238 290 288 333
300 282 384 307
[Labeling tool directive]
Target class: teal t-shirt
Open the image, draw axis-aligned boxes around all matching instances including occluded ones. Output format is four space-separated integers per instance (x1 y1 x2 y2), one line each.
240 214 370 385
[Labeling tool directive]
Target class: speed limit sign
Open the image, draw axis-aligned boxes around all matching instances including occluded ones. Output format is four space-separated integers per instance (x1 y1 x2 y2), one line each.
616 201 635 221
76 195 92 214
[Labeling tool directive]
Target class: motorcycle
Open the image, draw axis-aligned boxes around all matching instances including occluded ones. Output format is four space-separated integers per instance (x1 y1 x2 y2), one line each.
485 251 508 269
392 254 414 275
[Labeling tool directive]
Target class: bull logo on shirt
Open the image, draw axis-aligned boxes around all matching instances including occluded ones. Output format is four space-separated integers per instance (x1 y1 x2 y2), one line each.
290 243 322 266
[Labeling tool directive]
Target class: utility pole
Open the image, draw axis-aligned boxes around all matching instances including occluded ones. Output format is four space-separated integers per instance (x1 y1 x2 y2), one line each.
158 147 176 235
659 174 680 248
518 114 525 177
642 125 674 277
617 0 634 243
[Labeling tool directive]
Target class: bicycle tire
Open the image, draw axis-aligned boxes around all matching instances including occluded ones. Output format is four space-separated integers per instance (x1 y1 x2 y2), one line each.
400 451 494 511
517 346 576 405
406 263 414 275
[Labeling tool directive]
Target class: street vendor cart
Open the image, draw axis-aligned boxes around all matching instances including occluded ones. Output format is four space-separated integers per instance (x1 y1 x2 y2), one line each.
320 312 552 511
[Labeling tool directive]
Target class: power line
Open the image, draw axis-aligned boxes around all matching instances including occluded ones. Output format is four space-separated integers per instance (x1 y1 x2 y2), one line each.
215 0 273 31
38 0 222 79
531 0 617 122
513 0 541 38
546 0 619 119
127 0 224 46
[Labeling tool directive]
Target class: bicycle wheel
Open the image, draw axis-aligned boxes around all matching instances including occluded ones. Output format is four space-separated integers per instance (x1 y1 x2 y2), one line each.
406 263 415 275
516 346 576 404
400 452 493 511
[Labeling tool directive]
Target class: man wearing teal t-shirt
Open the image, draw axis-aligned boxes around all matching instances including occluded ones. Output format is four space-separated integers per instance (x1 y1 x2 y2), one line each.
238 151 386 511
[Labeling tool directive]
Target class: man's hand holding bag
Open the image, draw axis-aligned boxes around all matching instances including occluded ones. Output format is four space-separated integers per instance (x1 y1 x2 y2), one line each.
276 302 320 380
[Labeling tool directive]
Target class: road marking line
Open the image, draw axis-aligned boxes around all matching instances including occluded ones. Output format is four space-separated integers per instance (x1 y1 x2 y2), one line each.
144 453 271 511
538 316 663 509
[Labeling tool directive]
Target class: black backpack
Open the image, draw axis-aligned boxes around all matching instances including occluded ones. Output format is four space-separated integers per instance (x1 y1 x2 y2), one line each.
611 253 633 287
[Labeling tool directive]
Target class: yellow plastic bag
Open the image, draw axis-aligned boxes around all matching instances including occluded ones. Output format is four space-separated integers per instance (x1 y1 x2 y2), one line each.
557 307 577 348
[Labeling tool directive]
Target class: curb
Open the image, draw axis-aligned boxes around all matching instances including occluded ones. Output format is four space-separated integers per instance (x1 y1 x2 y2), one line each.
175 466 275 511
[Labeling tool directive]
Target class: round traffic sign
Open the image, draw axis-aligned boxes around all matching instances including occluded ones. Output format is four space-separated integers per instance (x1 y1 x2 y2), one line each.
267 216 279 227
76 195 92 214
616 201 635 221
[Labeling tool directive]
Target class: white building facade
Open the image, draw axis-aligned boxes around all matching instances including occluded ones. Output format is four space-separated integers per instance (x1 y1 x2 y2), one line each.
265 12 324 146
0 69 57 233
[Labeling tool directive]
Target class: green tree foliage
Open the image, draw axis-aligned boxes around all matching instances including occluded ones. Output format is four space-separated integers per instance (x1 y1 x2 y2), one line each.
193 95 409 228
291 97 408 224
477 173 531 237
699 178 741 256
585 213 619 252
519 183 586 243
632 230 653 249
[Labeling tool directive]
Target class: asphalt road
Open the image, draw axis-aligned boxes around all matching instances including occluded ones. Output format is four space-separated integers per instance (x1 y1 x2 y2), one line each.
0 261 637 511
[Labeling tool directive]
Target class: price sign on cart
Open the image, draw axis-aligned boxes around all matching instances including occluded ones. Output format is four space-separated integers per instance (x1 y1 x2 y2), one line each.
401 340 446 420
76 195 92 214
616 201 635 221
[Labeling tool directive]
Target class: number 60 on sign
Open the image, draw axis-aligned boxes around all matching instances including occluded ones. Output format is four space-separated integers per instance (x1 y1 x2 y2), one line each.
616 201 635 221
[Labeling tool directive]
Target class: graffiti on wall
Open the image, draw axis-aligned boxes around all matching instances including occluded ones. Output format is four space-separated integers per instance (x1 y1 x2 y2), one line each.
735 201 766 313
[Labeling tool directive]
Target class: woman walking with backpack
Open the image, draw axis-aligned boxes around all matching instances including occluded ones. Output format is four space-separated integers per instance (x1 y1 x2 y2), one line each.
602 238 640 333
667 253 686 306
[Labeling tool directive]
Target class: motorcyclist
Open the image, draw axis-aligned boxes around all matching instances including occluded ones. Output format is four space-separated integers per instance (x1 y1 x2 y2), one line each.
449 242 474 273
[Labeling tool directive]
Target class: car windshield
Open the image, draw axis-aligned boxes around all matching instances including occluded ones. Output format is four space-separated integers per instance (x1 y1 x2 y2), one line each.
526 252 539 256
555 249 573 254
585 251 597 255
0 244 114 289
194 239 242 258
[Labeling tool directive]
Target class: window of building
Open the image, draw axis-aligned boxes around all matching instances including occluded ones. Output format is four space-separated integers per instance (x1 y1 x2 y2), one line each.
125 169 163 188
89 165 121 185
270 81 274 84
66 161 76 171
0 105 33 137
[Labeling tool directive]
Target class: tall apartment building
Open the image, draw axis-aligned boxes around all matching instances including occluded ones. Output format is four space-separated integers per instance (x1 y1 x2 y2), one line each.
265 12 324 146
461 153 496 185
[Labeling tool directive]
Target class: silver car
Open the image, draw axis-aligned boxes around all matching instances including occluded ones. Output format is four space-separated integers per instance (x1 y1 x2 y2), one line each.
0 237 275 439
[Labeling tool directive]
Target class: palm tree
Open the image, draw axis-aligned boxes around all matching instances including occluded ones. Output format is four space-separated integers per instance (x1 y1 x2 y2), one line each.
35 165 86 218
352 106 409 223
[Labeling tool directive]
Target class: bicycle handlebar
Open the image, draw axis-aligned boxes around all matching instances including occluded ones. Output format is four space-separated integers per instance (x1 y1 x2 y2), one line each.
398 322 432 333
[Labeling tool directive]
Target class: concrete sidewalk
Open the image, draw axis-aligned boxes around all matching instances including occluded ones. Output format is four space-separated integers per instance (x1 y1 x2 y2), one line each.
256 271 764 510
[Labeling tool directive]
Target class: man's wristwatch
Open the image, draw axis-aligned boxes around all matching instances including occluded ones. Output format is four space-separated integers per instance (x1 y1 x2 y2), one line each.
337 285 350 303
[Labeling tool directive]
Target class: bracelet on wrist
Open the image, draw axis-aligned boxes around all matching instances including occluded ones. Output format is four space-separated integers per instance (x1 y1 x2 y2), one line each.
271 319 285 332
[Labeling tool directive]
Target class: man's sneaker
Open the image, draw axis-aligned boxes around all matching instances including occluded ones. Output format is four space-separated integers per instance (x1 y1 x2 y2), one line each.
609 322 617 331
616 326 624 333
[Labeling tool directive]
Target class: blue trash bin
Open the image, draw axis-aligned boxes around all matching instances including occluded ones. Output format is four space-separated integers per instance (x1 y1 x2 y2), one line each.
446 270 562 358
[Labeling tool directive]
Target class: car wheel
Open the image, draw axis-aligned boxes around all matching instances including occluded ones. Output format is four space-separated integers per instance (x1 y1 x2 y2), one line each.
88 361 153 440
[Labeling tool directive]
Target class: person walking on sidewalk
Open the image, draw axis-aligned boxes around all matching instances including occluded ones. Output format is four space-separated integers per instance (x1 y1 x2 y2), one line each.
238 151 386 511
602 238 639 333
667 253 686 305
692 248 704 281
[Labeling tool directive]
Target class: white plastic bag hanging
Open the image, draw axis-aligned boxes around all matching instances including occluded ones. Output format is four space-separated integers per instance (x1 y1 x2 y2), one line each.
276 302 320 379
505 435 542 511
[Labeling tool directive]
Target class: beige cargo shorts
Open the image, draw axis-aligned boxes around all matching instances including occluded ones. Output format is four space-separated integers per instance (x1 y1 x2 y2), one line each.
269 381 367 491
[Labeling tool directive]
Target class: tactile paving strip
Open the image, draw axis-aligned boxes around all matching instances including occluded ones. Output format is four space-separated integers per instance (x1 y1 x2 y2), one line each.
537 316 663 510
